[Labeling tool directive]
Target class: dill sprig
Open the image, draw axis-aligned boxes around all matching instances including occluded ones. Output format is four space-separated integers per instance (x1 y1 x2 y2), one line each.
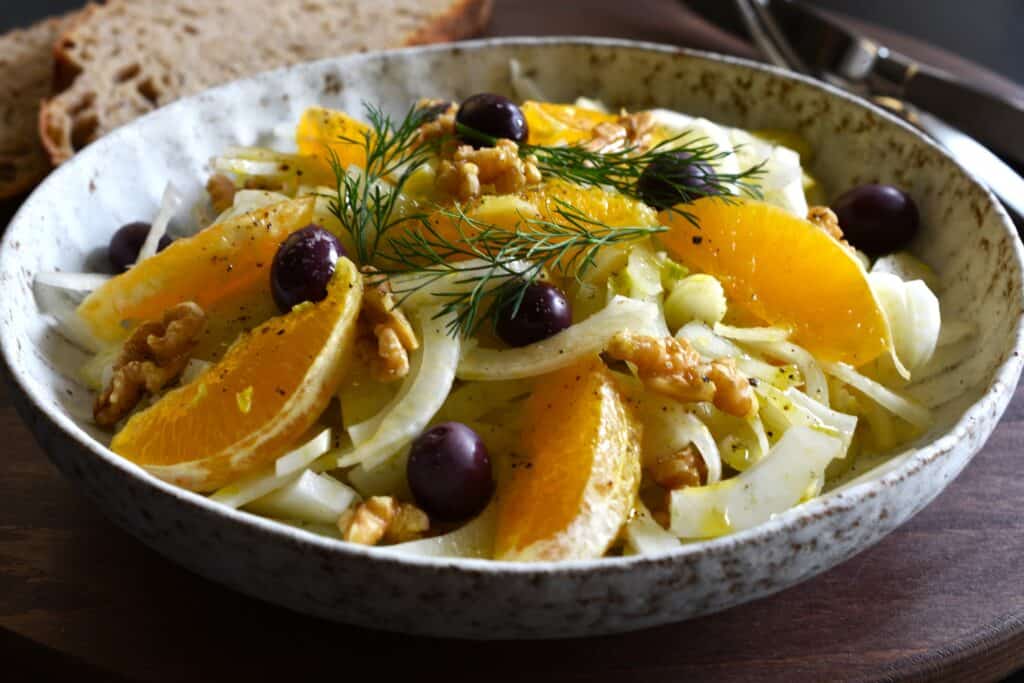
528 135 765 206
326 103 436 263
377 200 665 337
325 103 761 337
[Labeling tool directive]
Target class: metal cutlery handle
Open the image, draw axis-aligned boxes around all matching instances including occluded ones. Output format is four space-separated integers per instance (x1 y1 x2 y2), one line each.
902 64 1024 167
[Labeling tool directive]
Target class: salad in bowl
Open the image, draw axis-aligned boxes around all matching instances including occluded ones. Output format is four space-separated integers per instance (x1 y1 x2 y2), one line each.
35 68 962 563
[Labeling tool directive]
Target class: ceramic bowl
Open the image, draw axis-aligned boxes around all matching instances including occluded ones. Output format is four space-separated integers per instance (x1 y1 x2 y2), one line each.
2 38 1022 639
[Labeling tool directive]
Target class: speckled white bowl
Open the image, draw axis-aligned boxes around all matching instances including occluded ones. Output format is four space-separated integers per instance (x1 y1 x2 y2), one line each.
2 38 1022 638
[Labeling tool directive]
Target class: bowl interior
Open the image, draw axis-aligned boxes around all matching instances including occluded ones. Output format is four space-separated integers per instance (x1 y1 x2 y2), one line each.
2 38 1021 559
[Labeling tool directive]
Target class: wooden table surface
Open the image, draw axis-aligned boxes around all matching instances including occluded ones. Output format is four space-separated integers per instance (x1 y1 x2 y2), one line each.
3 1 1024 681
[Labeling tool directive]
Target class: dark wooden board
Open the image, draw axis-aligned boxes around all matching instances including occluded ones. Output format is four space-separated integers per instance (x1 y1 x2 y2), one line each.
2 1 1023 680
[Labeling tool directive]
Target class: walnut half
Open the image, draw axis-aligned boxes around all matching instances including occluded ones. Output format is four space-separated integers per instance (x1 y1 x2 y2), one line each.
807 205 843 241
606 331 756 417
435 139 542 202
206 173 237 214
358 267 419 382
338 496 430 546
648 444 708 490
94 302 207 427
585 111 656 153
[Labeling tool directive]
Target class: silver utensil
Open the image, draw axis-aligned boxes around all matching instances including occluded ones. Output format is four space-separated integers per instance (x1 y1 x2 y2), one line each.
734 0 1024 219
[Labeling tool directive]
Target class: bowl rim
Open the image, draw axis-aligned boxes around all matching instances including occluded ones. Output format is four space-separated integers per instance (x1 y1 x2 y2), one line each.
3 36 1023 576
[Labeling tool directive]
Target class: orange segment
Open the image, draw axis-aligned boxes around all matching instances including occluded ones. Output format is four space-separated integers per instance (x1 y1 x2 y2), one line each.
495 356 642 561
296 106 370 176
78 198 316 344
110 258 363 492
522 101 617 147
521 179 660 228
659 197 890 365
404 180 659 264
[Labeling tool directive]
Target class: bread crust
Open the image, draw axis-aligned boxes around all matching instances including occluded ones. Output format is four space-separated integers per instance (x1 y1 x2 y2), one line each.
404 0 494 46
0 15 73 198
39 0 495 166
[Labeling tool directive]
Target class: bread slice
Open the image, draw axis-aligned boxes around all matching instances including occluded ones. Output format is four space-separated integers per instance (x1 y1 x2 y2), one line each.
40 0 493 164
0 17 70 199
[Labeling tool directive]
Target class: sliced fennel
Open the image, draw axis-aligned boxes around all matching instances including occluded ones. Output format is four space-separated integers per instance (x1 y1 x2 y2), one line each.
214 189 290 223
755 382 838 438
713 322 791 343
675 321 795 388
347 449 412 500
823 361 931 428
79 344 121 391
508 58 546 101
648 111 808 216
137 183 182 262
664 274 727 329
245 471 357 525
34 271 112 291
741 338 830 405
609 241 663 303
623 502 681 555
381 504 496 559
457 296 659 381
335 308 460 470
275 428 333 476
670 426 844 539
871 251 941 292
749 414 772 460
868 272 941 373
730 127 808 218
33 276 107 353
635 394 722 484
785 387 857 449
210 429 334 508
435 378 534 424
340 374 400 447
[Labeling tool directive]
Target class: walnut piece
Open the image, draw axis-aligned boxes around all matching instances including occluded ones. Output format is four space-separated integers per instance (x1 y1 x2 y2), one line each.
605 331 756 417
649 444 708 490
435 139 542 201
607 331 714 404
707 357 757 418
339 496 429 546
358 267 419 382
206 173 237 214
807 205 843 241
94 302 207 427
585 111 656 153
417 100 457 144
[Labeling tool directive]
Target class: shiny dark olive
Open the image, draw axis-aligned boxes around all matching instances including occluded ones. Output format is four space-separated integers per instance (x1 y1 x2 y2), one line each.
455 93 528 147
108 222 173 272
636 151 718 210
495 282 572 347
417 100 453 123
270 225 344 312
831 184 920 257
407 422 493 521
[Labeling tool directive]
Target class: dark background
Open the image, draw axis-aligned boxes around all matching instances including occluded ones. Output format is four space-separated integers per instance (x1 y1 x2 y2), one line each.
3 1 1023 86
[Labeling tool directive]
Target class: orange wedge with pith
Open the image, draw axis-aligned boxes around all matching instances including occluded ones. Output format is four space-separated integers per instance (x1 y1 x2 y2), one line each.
77 198 316 346
110 258 363 492
659 197 890 365
495 356 642 561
